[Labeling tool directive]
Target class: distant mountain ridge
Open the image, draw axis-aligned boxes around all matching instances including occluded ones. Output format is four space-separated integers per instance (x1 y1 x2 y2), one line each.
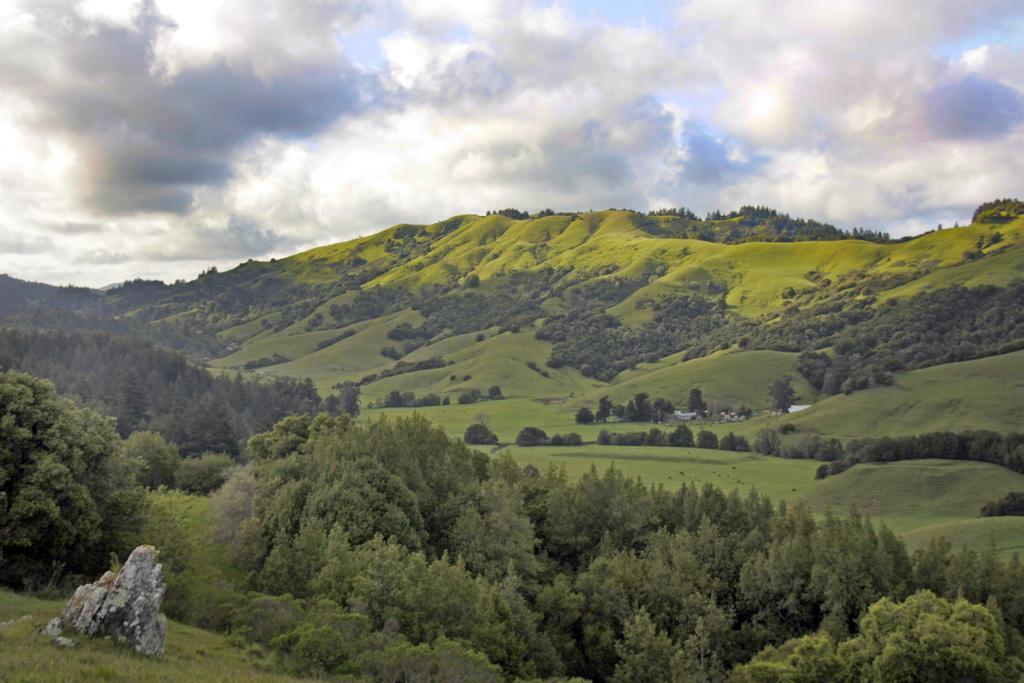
1 200 1022 410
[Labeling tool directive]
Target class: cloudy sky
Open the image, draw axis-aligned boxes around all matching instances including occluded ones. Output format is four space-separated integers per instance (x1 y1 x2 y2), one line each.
1 0 1023 286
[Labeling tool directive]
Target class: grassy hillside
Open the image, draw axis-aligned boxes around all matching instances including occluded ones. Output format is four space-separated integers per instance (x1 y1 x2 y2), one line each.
181 210 1023 415
591 349 818 410
783 350 1024 437
802 460 1024 537
0 590 304 683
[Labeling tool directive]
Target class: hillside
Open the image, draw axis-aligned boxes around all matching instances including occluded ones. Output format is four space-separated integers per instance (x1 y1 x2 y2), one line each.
3 203 1022 440
0 589 306 683
4 202 1024 678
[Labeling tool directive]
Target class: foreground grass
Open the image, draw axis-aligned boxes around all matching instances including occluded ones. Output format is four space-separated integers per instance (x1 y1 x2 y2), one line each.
0 590 304 683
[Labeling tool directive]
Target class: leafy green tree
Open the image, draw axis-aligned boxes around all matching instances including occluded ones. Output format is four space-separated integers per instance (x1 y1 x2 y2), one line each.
336 381 360 417
731 632 843 682
688 388 707 414
754 428 781 455
596 396 613 422
465 423 498 445
173 452 234 494
451 481 539 580
123 430 180 489
697 430 719 449
488 385 503 400
575 407 595 424
840 591 1014 680
737 592 1018 682
175 397 238 457
670 425 694 447
769 375 796 412
0 371 143 586
360 636 499 682
612 609 677 683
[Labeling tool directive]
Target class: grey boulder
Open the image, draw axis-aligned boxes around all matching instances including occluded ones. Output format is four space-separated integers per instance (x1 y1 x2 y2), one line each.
61 545 167 656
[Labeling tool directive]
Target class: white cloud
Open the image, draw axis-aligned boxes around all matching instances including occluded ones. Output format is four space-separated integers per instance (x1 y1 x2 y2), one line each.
0 0 1022 286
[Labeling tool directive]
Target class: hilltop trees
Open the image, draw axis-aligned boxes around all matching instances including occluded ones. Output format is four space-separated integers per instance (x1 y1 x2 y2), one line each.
0 371 143 586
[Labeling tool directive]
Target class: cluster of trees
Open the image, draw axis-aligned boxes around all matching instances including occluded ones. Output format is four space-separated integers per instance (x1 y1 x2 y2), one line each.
787 283 1024 394
122 431 235 495
7 377 1024 680
973 197 1024 223
981 491 1024 517
820 429 1024 479
640 205 896 244
0 371 143 586
597 426 749 451
358 356 449 386
375 390 448 408
464 423 498 445
456 385 503 405
748 425 1024 480
538 294 732 381
514 427 583 447
0 328 341 455
575 392 680 424
243 353 289 369
193 413 1024 680
735 590 1018 681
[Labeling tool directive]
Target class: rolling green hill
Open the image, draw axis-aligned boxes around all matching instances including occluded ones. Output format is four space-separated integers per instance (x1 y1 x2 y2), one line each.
783 350 1024 437
4 202 1024 562
109 206 1021 419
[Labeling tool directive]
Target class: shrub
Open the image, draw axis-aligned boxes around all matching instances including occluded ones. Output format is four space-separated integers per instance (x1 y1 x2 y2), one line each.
515 427 549 447
123 430 180 489
464 423 499 445
174 452 235 494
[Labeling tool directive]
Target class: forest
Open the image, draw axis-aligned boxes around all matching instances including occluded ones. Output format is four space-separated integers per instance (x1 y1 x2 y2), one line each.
4 369 1024 681
0 328 340 455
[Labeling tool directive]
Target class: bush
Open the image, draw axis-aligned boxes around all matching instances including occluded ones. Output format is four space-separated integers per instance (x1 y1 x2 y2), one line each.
464 423 499 445
981 491 1024 517
123 430 180 489
575 407 595 424
458 389 483 405
174 452 235 494
515 427 549 447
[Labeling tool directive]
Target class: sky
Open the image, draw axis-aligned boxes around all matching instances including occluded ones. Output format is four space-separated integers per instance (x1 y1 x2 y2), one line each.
1 0 1023 286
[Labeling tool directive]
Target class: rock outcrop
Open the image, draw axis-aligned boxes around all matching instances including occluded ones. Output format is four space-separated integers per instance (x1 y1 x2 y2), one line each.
61 545 167 656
